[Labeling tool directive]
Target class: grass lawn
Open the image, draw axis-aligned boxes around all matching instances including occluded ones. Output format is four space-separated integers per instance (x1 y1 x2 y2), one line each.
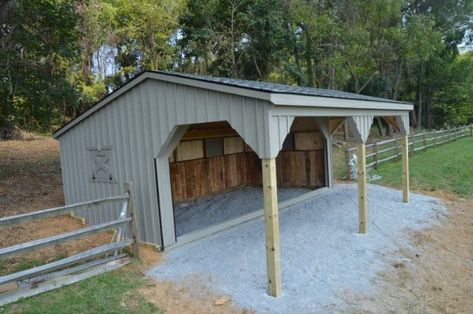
373 136 473 196
1 266 162 314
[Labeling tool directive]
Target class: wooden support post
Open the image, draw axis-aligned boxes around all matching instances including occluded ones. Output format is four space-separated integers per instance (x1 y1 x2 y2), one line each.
395 138 400 160
357 144 367 234
125 182 141 259
401 136 410 203
374 142 379 169
423 133 427 150
261 158 281 297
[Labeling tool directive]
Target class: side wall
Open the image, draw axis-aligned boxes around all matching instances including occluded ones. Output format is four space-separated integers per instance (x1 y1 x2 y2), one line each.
59 79 274 247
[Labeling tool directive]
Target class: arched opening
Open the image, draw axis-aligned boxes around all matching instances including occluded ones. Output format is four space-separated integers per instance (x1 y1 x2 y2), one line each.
166 118 327 240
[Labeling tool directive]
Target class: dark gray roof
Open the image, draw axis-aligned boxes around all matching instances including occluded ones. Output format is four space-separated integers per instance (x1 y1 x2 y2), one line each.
154 70 410 104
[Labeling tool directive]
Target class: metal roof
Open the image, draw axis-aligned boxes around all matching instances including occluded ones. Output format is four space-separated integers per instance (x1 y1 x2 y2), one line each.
54 70 412 138
156 71 410 104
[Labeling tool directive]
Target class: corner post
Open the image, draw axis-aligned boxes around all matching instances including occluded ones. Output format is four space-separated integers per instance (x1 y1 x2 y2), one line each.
125 182 141 259
262 158 281 297
401 136 410 203
357 143 367 234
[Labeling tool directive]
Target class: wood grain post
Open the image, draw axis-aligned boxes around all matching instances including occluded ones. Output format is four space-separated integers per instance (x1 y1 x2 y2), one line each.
423 133 427 150
261 158 281 297
357 143 367 234
125 182 141 259
401 136 410 203
395 138 400 160
374 142 379 169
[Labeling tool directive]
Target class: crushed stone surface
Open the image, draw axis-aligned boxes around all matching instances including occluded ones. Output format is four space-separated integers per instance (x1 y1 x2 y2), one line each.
148 184 446 313
175 186 310 236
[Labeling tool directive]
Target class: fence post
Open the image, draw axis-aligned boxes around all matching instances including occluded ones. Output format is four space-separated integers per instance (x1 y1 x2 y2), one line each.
374 142 379 169
395 138 400 159
410 134 415 156
470 125 472 137
423 132 427 150
125 182 141 259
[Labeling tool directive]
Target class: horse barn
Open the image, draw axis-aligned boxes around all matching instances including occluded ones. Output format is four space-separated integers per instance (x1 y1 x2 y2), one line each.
53 70 413 296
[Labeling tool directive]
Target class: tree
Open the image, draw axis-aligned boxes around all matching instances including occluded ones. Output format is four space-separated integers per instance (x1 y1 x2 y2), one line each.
0 0 81 136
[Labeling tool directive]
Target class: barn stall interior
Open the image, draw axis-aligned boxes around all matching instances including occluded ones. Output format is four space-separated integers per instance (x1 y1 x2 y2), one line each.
53 70 413 297
169 118 327 238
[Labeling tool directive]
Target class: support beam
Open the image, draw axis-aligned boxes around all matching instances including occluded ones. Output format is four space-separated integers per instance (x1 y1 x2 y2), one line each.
261 158 281 297
401 136 410 203
357 143 368 234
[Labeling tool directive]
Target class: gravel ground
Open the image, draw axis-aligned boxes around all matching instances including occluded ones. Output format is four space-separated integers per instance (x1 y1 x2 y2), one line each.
148 184 446 313
174 187 311 236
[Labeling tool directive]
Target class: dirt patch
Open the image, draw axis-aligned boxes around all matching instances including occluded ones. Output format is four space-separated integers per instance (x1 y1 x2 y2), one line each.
346 192 473 313
139 276 251 314
125 246 248 314
0 215 113 275
0 137 63 217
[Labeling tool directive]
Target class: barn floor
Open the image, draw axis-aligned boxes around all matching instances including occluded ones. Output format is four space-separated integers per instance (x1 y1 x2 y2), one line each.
174 186 311 237
148 184 446 313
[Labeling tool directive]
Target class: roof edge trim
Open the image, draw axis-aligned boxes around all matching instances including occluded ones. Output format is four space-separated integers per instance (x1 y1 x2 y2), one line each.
270 94 414 111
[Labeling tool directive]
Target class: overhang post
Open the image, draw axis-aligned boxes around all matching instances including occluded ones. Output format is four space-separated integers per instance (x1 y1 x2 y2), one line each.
357 143 367 233
401 135 409 203
346 115 373 234
395 114 410 203
261 158 281 297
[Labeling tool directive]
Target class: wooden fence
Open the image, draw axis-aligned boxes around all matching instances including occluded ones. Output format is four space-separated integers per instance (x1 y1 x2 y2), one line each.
0 182 140 306
345 125 473 176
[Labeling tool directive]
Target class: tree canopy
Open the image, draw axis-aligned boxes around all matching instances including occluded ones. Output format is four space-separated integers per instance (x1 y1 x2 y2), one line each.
1 0 473 137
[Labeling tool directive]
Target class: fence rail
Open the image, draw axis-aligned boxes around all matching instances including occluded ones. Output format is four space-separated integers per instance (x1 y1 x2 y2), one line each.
0 182 140 307
345 125 472 175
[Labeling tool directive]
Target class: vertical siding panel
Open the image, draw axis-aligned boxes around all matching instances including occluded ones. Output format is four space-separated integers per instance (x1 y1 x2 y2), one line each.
87 117 99 223
127 88 143 240
143 81 160 243
139 82 156 243
95 111 105 223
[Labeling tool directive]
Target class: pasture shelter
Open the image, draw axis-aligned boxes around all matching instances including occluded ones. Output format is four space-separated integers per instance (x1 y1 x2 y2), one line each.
53 71 413 297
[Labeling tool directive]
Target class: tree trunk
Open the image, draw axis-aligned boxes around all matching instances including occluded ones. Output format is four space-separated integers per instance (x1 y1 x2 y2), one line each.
392 59 403 100
417 89 423 130
376 117 386 136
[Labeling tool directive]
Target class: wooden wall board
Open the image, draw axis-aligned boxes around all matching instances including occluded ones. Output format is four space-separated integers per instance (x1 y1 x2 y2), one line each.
181 121 239 140
246 152 262 185
294 132 324 150
176 140 204 161
224 137 244 154
306 151 325 187
291 117 319 132
208 157 224 194
277 152 306 186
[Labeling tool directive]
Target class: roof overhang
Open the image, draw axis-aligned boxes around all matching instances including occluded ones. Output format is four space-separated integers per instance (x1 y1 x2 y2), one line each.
53 71 413 138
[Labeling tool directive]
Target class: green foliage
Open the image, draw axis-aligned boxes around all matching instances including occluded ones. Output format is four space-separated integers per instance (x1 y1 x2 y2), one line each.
375 137 473 196
0 0 81 133
433 52 473 126
1 0 473 134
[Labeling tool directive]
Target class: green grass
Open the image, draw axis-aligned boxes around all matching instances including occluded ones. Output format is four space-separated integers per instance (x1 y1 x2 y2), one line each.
1 267 162 314
373 137 473 196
